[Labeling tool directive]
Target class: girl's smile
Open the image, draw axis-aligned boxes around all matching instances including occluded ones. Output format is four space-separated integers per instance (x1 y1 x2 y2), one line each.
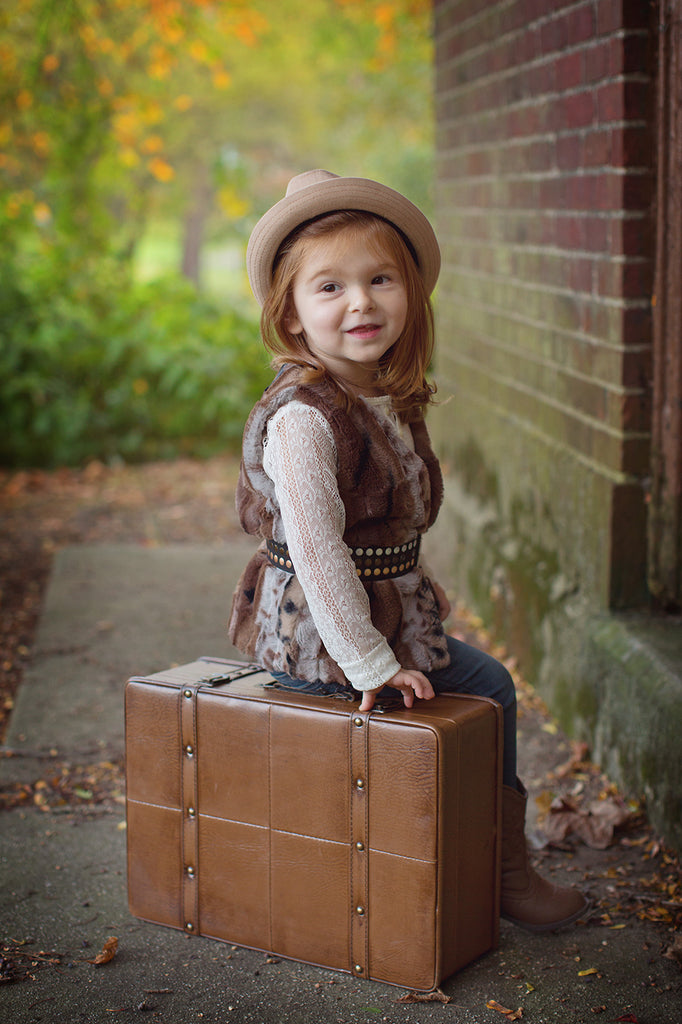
287 236 408 392
346 323 383 339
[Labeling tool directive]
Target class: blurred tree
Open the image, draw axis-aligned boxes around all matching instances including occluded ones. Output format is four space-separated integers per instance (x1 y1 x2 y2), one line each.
0 0 432 286
1 0 265 282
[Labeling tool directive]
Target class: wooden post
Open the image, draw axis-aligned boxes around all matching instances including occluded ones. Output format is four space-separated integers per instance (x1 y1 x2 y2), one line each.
650 0 682 609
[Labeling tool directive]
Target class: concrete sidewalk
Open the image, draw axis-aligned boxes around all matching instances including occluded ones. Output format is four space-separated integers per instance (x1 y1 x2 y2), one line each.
1 545 680 1023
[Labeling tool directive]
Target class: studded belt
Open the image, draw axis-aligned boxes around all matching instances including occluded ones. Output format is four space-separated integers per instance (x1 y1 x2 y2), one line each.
265 536 421 579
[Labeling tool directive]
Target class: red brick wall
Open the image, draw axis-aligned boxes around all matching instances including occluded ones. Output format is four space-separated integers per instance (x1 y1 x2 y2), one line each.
432 0 655 612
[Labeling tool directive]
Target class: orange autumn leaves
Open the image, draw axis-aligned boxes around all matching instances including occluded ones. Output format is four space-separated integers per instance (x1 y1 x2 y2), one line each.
1 0 261 216
1 0 428 232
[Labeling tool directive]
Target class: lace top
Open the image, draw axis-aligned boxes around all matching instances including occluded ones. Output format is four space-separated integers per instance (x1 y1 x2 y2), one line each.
262 396 415 691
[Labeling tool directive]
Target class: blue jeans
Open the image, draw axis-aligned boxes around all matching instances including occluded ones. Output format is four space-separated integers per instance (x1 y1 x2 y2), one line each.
268 634 517 787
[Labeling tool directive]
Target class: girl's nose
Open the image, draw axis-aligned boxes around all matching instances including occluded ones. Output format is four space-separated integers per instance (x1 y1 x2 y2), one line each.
349 286 375 312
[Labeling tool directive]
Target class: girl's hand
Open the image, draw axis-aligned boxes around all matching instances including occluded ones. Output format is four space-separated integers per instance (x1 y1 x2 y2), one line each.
431 579 451 622
358 670 435 712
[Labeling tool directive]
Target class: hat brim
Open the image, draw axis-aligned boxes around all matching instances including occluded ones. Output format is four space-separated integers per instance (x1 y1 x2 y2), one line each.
246 175 440 306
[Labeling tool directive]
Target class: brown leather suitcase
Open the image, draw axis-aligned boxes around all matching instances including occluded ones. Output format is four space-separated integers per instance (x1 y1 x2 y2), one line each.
125 657 502 991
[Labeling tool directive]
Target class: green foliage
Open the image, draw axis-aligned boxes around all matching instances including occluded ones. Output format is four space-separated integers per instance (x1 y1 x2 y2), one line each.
0 264 271 468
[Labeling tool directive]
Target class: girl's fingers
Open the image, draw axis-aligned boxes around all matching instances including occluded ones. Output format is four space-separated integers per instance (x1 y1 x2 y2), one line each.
396 673 434 707
359 689 378 712
359 673 435 713
410 673 435 701
400 687 415 708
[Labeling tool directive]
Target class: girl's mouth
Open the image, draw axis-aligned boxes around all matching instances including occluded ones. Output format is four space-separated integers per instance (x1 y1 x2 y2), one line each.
346 323 382 338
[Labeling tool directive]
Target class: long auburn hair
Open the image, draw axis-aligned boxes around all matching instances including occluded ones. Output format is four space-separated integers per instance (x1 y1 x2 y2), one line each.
260 210 436 420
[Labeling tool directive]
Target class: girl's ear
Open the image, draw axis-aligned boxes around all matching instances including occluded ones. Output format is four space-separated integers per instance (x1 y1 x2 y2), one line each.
284 305 303 335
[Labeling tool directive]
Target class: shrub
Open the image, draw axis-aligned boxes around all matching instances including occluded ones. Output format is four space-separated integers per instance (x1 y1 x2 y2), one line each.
0 263 271 468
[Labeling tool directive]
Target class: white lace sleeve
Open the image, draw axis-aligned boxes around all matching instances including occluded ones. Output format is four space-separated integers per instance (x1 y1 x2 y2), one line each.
262 401 400 691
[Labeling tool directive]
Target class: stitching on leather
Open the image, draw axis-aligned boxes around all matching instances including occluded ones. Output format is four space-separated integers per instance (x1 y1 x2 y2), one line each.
347 710 354 973
362 712 370 974
267 704 273 954
178 688 185 929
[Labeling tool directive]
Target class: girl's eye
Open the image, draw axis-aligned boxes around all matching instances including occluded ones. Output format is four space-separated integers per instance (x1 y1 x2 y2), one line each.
372 274 390 285
320 283 339 293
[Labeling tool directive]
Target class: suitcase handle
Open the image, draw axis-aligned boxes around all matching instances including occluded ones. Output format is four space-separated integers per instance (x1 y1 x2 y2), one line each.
196 663 263 687
369 694 406 713
197 659 409 709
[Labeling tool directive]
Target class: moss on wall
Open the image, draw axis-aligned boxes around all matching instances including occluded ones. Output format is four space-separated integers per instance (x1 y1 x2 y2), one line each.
425 424 682 853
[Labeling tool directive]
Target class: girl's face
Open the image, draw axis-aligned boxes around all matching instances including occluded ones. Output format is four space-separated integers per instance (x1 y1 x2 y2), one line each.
286 230 408 393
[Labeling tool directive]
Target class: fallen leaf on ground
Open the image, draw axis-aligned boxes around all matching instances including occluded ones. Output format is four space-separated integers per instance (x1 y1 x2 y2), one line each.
397 988 451 1003
87 936 118 965
554 740 591 778
663 933 682 968
542 794 631 849
486 999 523 1019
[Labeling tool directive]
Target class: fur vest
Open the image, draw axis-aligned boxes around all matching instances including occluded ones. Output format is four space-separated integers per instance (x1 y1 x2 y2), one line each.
228 366 450 689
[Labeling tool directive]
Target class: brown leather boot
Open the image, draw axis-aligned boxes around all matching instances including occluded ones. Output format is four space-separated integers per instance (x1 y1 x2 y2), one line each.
501 781 590 932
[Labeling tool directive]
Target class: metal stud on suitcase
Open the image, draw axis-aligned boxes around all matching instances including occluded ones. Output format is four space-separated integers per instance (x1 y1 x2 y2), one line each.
125 657 502 991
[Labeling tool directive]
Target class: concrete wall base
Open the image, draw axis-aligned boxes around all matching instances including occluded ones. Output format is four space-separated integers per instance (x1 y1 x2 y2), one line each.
425 480 682 855
581 614 682 854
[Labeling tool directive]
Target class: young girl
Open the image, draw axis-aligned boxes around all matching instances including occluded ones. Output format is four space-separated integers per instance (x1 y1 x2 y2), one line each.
229 169 589 933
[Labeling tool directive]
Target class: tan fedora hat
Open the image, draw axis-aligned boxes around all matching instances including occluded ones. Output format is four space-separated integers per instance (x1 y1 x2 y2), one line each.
246 169 440 306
